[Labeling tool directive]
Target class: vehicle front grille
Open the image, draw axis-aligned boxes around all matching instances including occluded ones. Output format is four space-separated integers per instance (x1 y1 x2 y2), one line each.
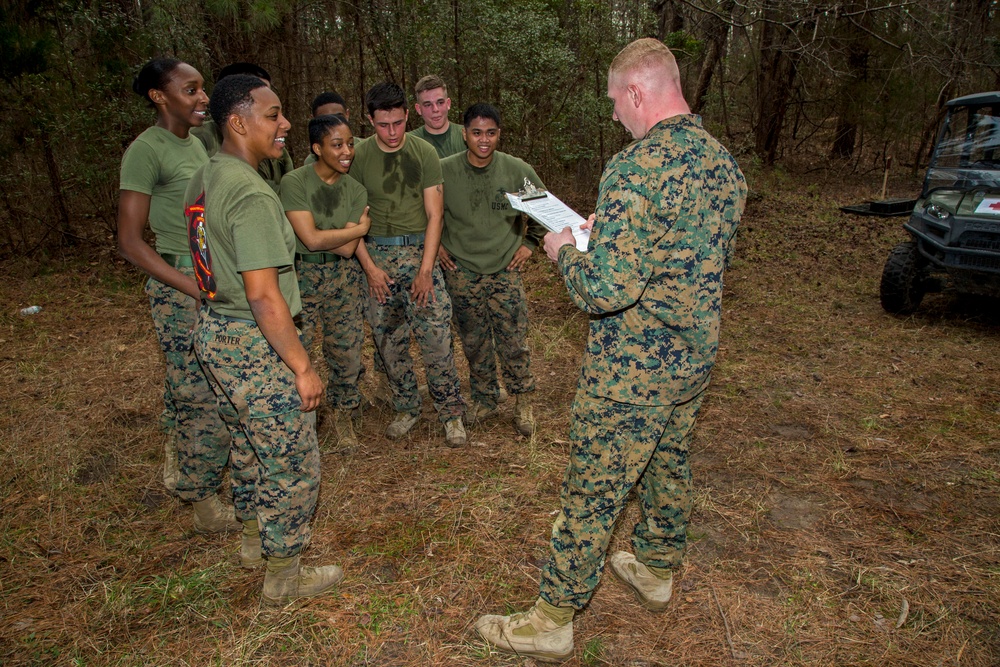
957 254 1000 270
958 232 1000 251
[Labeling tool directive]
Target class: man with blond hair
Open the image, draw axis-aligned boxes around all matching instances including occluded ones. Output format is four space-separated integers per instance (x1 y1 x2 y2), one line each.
473 37 747 662
409 74 466 158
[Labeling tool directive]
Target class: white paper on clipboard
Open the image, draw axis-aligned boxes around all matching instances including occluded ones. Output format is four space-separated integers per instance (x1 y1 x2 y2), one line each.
506 191 590 252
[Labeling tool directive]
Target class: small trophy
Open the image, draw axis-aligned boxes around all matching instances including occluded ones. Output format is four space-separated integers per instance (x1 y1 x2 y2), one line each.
518 177 547 201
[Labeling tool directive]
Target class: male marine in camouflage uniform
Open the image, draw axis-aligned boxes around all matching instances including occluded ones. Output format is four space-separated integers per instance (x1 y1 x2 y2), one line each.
474 38 747 662
437 103 546 436
352 82 467 446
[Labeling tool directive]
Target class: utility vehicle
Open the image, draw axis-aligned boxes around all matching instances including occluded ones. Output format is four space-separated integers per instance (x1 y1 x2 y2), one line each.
880 92 1000 314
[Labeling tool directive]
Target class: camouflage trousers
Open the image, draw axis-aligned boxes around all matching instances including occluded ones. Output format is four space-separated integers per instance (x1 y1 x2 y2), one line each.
297 259 365 410
443 263 535 408
362 297 388 378
366 244 464 421
145 271 231 502
194 309 320 559
539 388 706 609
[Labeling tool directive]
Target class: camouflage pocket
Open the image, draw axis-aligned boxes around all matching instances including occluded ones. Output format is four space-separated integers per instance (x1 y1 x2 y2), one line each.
195 313 302 419
146 273 199 354
238 368 301 419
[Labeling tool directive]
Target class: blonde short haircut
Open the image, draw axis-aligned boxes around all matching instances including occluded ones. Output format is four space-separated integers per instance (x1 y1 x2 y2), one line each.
609 38 680 85
415 74 448 97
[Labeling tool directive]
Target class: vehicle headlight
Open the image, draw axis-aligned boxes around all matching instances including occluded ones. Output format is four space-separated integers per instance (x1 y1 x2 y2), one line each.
926 203 949 219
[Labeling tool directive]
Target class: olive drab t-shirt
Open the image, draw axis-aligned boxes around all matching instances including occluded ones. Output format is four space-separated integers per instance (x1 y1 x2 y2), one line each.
189 119 222 156
409 123 466 159
440 151 547 275
119 126 209 255
279 165 368 254
183 154 301 320
351 134 442 237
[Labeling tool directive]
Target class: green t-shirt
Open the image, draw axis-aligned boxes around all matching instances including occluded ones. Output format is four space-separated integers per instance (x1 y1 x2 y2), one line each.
119 126 208 255
440 151 547 274
409 123 466 159
351 135 442 236
190 119 222 156
279 165 368 254
192 118 294 193
184 154 301 319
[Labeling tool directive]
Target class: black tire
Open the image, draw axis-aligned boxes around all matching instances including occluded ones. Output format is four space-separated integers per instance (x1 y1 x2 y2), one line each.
880 241 927 314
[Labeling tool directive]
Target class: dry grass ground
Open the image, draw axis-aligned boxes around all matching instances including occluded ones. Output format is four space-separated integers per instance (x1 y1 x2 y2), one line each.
1 168 998 666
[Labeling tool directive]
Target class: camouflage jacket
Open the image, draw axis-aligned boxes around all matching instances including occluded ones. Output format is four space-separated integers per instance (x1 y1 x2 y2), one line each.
557 114 746 406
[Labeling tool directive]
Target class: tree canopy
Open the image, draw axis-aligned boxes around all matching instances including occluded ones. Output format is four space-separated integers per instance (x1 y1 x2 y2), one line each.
1 0 997 257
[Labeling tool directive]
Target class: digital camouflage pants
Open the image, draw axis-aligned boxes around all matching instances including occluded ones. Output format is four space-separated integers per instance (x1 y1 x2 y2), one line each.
443 263 535 409
194 309 320 559
366 244 464 421
297 259 364 410
539 388 706 609
145 270 230 502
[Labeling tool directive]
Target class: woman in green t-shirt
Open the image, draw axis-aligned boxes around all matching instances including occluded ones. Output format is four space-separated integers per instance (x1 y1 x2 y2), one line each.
280 113 370 451
117 58 237 533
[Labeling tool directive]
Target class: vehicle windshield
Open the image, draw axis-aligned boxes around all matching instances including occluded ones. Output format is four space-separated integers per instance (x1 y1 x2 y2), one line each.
924 104 1000 195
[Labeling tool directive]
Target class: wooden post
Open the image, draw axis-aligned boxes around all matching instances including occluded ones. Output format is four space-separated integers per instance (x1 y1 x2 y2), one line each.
881 156 893 200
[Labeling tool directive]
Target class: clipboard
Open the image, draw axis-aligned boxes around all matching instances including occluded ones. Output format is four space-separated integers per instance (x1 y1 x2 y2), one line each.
506 178 590 252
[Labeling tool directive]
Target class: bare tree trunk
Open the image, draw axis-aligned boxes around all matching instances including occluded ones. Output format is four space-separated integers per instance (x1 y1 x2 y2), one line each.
651 0 683 41
910 0 991 173
42 135 74 247
827 2 871 160
754 17 804 165
452 0 462 101
0 186 23 256
716 52 733 143
829 42 869 159
912 105 948 175
597 57 605 171
354 1 366 131
691 0 734 114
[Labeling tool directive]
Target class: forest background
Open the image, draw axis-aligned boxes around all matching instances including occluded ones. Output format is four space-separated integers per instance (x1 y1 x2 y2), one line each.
1 0 998 259
3 2 1000 665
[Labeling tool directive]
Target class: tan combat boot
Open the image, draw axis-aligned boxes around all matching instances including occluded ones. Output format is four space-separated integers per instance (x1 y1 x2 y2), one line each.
240 519 263 568
332 408 359 453
445 418 467 447
192 494 242 534
163 439 180 492
386 412 420 438
474 597 574 662
514 393 536 436
316 404 332 432
372 373 393 409
262 555 344 607
465 401 499 428
609 551 674 611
